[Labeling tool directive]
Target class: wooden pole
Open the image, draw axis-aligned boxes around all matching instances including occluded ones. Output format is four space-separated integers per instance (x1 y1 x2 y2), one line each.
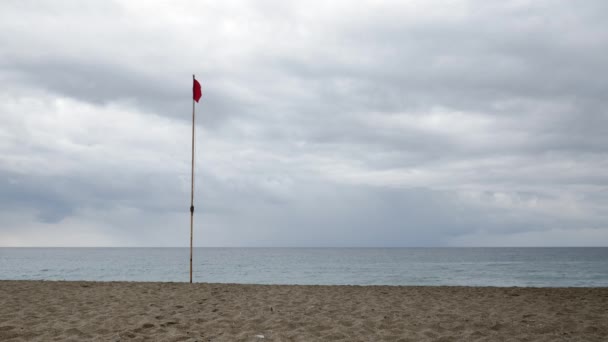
190 74 196 284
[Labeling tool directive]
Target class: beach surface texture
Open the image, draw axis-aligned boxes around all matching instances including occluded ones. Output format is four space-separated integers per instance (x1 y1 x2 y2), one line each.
1 280 607 341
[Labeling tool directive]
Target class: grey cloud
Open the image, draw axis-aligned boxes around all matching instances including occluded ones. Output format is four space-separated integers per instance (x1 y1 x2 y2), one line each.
1 0 607 246
0 172 73 223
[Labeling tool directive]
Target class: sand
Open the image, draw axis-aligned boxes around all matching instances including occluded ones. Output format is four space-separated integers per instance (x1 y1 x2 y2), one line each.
1 281 607 341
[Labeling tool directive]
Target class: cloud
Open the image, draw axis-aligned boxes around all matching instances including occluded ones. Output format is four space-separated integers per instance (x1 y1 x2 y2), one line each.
1 0 607 246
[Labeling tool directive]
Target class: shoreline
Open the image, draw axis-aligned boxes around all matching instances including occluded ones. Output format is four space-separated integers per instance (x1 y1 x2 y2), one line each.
3 278 608 288
2 280 607 341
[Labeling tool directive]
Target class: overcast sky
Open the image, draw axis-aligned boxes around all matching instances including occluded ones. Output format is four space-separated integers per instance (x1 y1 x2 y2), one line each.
1 0 607 247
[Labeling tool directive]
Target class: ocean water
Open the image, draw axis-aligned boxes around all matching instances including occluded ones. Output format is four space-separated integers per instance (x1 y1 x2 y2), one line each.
1 247 607 287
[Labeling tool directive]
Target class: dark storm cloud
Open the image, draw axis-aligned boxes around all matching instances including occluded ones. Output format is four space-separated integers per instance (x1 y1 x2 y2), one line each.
0 171 73 223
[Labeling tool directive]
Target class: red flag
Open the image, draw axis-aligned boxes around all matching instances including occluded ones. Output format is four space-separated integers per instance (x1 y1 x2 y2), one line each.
193 78 202 103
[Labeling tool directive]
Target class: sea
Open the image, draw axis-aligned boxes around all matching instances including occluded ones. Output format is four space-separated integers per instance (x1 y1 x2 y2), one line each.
1 247 607 287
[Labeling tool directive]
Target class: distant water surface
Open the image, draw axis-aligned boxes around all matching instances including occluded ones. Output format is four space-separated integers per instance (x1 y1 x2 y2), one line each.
1 247 607 287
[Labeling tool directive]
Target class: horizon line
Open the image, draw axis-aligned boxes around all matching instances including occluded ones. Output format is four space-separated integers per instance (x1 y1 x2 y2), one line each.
1 246 607 248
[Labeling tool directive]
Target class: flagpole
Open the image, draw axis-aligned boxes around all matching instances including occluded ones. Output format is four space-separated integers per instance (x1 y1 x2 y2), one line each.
190 74 196 284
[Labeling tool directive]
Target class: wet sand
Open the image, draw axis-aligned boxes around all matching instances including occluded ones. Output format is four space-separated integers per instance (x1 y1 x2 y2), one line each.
1 280 607 341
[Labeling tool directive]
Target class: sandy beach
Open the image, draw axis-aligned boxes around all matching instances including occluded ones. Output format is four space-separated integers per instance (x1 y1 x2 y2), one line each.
1 281 607 341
